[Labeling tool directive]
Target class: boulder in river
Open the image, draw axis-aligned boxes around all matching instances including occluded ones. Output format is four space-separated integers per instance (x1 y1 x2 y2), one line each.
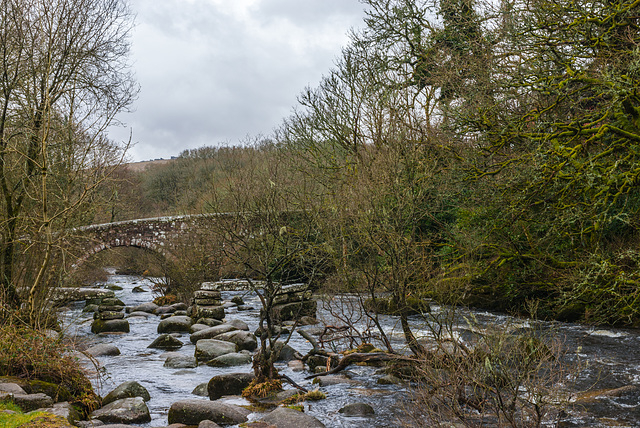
101 297 125 306
213 330 257 352
102 381 151 406
257 341 298 362
190 323 210 333
195 339 237 363
198 420 222 428
94 311 125 321
190 324 238 344
127 302 158 313
148 334 183 350
192 383 209 397
206 352 252 367
90 397 151 424
339 402 375 417
312 375 361 387
259 406 325 428
50 287 114 305
191 304 225 320
157 315 193 334
226 319 249 331
207 372 255 400
164 354 197 369
194 290 222 300
86 344 121 357
127 311 154 318
167 399 249 426
91 319 130 334
270 300 317 323
196 317 224 327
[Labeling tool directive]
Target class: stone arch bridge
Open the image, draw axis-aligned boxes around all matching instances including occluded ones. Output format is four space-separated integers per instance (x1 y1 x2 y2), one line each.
72 213 233 267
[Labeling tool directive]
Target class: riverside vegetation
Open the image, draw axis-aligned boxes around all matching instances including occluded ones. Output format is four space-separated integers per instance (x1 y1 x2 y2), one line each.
1 0 640 426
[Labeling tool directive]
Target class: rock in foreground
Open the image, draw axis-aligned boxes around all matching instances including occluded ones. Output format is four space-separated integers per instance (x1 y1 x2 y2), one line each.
90 397 151 424
167 399 249 425
260 407 325 428
102 381 151 406
207 372 254 400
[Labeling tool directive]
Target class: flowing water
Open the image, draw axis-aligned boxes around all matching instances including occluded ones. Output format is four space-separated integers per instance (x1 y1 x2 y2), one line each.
61 274 640 427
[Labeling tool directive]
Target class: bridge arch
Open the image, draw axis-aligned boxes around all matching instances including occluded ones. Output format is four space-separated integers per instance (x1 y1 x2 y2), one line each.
70 213 230 272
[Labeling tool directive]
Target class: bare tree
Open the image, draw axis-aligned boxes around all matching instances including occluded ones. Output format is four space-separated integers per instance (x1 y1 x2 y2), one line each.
0 0 137 324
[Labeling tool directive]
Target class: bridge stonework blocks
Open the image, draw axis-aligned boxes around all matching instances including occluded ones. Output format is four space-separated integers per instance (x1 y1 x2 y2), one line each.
72 213 230 268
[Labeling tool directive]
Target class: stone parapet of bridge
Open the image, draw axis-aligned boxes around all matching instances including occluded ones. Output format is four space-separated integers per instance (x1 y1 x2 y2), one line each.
71 213 233 268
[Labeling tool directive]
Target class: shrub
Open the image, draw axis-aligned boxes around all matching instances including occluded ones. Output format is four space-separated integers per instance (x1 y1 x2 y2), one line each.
242 378 283 399
152 294 178 306
405 320 576 427
0 325 100 416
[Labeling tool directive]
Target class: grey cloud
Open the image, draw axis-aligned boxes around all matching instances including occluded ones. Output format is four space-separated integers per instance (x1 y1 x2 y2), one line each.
111 0 367 161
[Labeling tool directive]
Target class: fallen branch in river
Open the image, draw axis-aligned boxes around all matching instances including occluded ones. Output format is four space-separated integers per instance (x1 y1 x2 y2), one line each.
305 352 416 379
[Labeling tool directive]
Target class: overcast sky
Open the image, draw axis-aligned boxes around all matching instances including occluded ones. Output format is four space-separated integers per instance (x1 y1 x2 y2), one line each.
110 0 368 162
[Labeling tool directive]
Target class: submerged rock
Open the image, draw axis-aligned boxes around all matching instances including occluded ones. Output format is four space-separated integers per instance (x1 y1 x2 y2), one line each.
312 375 361 387
339 402 375 417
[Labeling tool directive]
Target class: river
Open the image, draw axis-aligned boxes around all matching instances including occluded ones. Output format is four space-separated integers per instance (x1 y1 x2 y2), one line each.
61 274 640 427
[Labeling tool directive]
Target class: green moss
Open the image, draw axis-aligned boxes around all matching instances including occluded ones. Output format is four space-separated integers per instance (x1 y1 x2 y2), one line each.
0 403 73 428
